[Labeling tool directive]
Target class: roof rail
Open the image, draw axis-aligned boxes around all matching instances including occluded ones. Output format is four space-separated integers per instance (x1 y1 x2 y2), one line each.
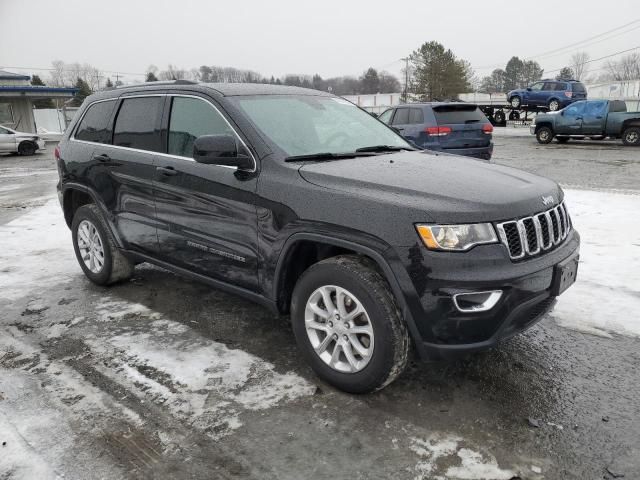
114 79 198 89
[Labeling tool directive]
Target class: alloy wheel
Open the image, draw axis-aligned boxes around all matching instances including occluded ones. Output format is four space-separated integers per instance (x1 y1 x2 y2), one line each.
304 285 374 373
549 100 560 111
77 219 105 273
625 130 639 144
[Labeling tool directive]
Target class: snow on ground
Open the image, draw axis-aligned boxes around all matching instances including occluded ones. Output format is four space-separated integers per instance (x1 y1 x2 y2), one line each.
551 189 640 338
0 200 75 301
409 435 519 480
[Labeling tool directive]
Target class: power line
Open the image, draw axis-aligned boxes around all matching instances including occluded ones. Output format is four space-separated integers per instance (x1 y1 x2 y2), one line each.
543 45 640 75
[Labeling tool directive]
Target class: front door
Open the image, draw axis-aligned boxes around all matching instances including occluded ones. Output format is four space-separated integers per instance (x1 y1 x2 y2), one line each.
555 101 586 135
525 82 545 105
89 95 163 254
581 100 607 135
0 126 16 152
153 95 259 291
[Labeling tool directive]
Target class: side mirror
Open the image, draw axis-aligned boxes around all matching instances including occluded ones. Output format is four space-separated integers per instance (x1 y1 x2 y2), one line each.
193 134 253 170
526 87 532 92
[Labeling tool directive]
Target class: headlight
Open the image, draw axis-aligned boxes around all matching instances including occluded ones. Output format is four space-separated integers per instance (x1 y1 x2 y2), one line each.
416 223 498 251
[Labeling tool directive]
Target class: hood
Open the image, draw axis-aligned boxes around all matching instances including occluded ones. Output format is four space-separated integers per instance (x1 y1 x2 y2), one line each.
298 151 562 223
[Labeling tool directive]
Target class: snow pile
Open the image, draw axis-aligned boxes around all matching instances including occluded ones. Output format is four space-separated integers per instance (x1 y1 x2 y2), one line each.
0 200 75 301
551 189 640 338
409 435 517 480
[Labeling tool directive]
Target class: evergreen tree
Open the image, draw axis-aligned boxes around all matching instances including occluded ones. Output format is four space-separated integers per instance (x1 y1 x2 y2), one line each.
360 68 380 94
556 67 575 81
409 41 471 101
71 77 92 106
105 77 114 88
31 75 54 108
145 71 158 82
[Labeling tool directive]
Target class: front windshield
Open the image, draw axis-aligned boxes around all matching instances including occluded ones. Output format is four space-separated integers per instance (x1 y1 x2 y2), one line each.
233 95 412 156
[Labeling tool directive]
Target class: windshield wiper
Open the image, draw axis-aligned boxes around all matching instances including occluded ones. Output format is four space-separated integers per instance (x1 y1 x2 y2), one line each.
284 152 376 162
355 145 415 153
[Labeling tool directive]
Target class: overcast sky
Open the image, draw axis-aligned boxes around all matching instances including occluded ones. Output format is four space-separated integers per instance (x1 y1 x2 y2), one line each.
1 0 639 83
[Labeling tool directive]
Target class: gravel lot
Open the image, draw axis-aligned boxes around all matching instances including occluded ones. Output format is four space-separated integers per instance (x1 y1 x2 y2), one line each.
1 136 639 480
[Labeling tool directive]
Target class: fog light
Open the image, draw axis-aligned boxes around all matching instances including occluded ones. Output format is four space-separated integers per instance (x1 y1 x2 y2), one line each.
452 290 503 313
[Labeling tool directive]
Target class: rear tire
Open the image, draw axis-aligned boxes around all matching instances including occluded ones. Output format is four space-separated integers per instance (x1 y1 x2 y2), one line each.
622 127 640 146
493 110 506 125
18 141 37 156
536 126 554 144
71 204 134 285
291 255 409 393
548 99 561 111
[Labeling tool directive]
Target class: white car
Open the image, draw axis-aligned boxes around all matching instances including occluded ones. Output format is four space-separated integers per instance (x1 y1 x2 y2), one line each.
0 125 46 155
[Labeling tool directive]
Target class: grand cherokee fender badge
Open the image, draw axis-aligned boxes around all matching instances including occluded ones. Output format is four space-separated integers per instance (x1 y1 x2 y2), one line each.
541 195 555 206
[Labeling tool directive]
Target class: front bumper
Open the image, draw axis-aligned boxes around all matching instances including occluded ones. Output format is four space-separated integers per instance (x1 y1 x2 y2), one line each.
387 230 580 361
36 139 46 150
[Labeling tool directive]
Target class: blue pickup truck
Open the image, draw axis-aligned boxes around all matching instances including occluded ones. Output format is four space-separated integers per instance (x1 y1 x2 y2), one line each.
531 100 640 146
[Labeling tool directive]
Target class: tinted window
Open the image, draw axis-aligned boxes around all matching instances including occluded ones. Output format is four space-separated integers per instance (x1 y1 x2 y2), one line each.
571 83 586 93
433 106 486 125
543 82 555 90
555 83 568 91
564 102 585 116
75 100 116 143
113 97 163 152
168 97 233 158
392 108 409 125
409 108 424 124
378 109 393 124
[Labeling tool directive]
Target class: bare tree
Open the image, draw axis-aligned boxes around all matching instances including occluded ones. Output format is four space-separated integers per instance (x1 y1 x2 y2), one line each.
604 53 640 81
159 64 187 80
571 52 590 80
47 60 103 89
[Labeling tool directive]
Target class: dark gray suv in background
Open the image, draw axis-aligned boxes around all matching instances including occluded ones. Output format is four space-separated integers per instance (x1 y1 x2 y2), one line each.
56 82 579 393
378 103 494 160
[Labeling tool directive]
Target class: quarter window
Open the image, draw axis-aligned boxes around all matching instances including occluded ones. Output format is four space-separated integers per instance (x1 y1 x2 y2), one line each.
409 108 424 124
75 100 116 144
168 97 233 158
113 97 163 152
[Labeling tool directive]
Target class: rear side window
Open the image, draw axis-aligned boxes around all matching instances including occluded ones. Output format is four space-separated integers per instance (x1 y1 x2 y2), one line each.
555 83 567 91
75 100 116 143
113 97 163 152
409 108 424 124
543 82 555 90
433 106 486 125
392 108 409 125
571 83 586 93
168 96 233 158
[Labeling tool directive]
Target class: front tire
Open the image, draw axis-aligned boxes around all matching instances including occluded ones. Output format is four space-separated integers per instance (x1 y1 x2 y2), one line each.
622 127 640 146
536 126 554 144
18 141 37 156
291 255 409 393
510 96 521 109
71 204 134 285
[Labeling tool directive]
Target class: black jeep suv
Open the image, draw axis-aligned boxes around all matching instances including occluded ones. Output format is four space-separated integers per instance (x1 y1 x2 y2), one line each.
56 82 580 393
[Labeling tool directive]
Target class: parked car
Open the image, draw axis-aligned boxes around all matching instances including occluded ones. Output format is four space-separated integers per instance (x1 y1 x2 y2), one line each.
378 103 493 160
56 82 579 393
0 125 46 155
508 80 587 112
531 99 640 146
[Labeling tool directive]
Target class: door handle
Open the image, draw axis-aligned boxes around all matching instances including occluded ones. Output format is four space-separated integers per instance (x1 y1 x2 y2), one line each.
93 154 111 163
156 166 178 176
575 117 583 120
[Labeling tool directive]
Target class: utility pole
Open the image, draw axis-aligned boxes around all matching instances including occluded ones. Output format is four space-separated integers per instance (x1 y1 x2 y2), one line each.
401 57 409 103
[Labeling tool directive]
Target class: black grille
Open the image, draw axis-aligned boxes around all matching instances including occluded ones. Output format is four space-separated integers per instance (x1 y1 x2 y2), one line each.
497 202 571 261
523 218 538 252
502 222 522 257
538 214 550 247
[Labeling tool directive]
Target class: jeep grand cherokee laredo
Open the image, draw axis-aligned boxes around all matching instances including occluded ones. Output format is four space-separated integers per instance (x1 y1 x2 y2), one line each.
56 82 580 393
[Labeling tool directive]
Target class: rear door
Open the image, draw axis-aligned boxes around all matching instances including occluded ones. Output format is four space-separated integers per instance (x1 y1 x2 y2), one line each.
390 107 410 137
555 101 586 135
153 94 259 291
581 100 607 135
432 105 490 150
88 95 163 254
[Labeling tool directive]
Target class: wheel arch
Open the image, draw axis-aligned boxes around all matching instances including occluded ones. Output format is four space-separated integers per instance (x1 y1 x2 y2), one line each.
535 121 554 133
622 118 640 130
273 233 423 351
61 183 124 248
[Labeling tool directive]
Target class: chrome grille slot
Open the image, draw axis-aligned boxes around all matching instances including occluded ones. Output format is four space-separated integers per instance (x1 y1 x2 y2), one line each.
497 201 572 261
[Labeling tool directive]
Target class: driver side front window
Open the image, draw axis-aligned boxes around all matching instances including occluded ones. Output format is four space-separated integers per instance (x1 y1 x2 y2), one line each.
564 103 585 116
